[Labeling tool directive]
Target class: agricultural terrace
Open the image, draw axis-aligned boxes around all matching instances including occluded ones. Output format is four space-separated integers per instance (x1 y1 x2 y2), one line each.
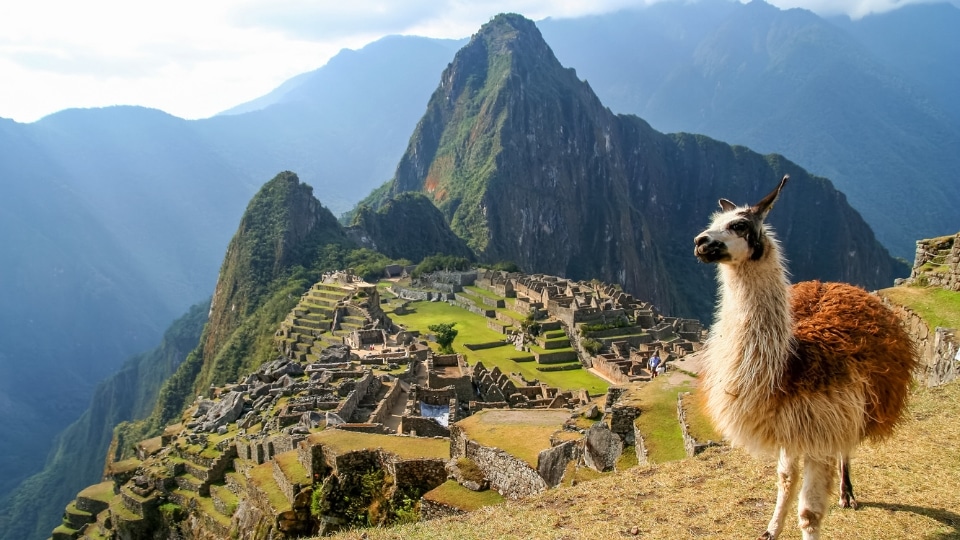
879 285 960 330
456 409 572 467
386 295 609 396
305 430 450 460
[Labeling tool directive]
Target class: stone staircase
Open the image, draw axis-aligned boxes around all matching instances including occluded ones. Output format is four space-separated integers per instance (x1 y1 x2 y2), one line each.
276 282 358 362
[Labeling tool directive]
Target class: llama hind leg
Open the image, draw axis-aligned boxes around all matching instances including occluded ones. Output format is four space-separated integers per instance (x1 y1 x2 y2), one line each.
797 456 836 540
838 455 858 509
759 449 799 540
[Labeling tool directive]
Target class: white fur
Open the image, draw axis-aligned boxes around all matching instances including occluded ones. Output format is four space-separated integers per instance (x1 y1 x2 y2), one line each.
698 206 858 540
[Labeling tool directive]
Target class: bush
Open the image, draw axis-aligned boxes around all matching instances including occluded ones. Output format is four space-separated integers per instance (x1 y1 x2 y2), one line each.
582 338 603 355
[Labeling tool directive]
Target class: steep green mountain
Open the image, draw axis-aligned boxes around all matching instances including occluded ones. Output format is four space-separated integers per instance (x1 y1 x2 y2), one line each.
373 13 904 321
0 302 207 540
537 1 960 258
349 192 475 262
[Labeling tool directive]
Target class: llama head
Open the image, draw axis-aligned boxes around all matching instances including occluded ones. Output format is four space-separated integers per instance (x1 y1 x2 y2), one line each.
694 175 789 264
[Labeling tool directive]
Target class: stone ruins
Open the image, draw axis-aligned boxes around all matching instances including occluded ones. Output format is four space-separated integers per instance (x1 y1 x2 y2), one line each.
54 268 709 540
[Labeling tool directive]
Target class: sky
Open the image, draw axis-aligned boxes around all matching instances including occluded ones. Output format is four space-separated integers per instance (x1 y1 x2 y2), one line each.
0 0 953 123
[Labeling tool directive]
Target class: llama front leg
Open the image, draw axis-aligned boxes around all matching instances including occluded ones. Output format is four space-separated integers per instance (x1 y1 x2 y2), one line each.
838 455 858 509
759 448 799 540
797 456 836 540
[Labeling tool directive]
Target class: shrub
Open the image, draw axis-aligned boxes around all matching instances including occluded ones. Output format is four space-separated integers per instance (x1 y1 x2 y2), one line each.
582 338 603 355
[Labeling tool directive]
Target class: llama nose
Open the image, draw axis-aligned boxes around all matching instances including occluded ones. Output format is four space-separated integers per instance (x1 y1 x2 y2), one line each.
695 234 710 247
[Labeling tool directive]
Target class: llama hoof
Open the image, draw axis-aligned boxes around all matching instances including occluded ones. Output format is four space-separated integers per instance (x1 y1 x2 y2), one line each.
838 495 858 509
758 531 776 540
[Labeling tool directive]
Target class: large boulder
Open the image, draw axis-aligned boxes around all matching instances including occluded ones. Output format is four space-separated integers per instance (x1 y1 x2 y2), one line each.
537 440 581 487
319 344 351 363
200 391 245 432
583 422 623 472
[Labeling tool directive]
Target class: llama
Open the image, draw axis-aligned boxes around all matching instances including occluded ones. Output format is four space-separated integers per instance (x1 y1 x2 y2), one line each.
693 175 918 540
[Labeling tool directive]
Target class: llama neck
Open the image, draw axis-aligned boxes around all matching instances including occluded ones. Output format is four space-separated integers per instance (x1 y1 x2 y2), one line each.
713 237 792 390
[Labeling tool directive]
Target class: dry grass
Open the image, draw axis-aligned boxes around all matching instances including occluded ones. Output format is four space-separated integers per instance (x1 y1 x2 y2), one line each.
306 430 450 460
326 381 960 540
455 409 571 467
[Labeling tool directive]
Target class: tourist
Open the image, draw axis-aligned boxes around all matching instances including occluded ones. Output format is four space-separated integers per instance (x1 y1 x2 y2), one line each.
648 352 662 378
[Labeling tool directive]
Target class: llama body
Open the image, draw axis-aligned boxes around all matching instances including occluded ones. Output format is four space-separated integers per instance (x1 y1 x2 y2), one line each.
694 176 917 540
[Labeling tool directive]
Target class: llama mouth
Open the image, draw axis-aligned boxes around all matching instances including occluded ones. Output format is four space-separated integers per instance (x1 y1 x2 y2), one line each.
695 244 728 263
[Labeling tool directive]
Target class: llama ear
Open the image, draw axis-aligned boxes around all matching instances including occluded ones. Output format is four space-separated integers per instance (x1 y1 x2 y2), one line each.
751 175 789 220
718 199 737 212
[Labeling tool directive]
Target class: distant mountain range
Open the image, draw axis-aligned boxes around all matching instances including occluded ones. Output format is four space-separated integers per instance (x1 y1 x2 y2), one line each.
0 2 956 538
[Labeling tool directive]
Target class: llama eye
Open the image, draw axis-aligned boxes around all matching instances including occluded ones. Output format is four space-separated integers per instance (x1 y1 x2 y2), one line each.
730 222 748 233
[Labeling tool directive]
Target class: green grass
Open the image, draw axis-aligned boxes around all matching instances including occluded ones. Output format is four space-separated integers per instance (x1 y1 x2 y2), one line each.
463 285 504 302
78 481 116 503
249 462 292 513
616 446 639 470
389 300 608 395
275 451 309 483
422 480 505 511
680 393 721 444
630 378 691 464
880 285 960 330
52 523 78 536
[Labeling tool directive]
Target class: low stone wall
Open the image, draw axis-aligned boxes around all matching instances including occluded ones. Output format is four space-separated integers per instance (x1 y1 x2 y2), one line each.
480 296 506 308
464 340 509 351
591 355 633 385
609 398 640 446
393 458 448 495
450 298 496 318
677 392 721 457
534 350 579 364
391 285 448 302
400 415 450 437
369 381 405 426
335 372 376 421
461 439 547 499
883 298 959 387
420 498 466 520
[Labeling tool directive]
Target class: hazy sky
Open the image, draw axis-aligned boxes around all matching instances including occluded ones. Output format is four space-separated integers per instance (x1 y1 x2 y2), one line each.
0 0 952 123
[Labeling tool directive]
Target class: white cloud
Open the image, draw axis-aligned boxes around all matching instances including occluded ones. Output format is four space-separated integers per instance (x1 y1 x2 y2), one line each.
0 0 955 123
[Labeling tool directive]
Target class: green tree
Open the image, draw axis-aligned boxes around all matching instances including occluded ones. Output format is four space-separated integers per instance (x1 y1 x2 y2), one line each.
428 323 458 354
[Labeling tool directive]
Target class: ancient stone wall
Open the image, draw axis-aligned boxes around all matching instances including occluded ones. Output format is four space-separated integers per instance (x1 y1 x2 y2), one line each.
400 416 450 437
591 355 633 385
883 298 959 387
393 458 448 495
909 233 960 291
419 498 465 520
335 371 376 421
369 380 405 426
460 438 547 499
677 392 721 457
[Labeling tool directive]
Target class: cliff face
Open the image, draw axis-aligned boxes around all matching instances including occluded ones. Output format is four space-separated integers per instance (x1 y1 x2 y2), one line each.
382 13 906 320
